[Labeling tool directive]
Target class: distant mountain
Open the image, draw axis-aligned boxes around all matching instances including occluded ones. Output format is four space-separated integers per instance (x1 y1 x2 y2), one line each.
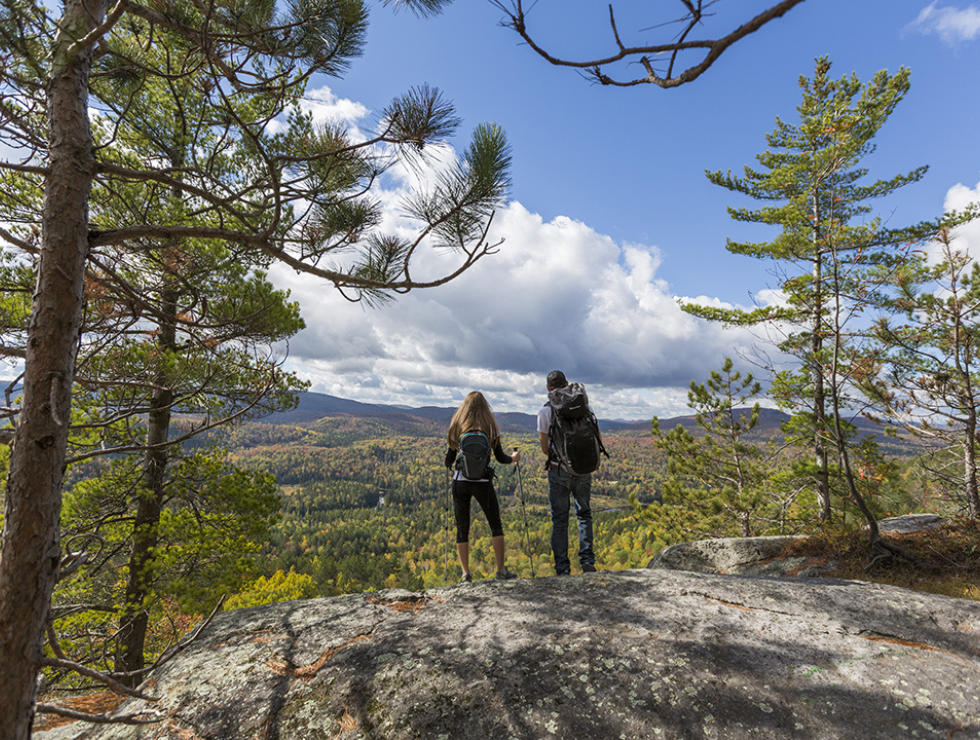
261 390 790 435
260 391 921 454
259 390 654 433
261 391 536 432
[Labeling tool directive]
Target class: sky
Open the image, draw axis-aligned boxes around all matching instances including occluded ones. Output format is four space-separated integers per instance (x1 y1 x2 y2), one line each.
9 1 979 422
266 0 980 421
270 0 980 421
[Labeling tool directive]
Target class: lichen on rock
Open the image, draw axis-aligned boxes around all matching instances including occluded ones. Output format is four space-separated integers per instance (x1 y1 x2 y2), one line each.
35 569 980 740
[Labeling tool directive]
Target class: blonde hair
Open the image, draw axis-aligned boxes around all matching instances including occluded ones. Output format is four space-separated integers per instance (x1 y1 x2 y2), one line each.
447 391 500 450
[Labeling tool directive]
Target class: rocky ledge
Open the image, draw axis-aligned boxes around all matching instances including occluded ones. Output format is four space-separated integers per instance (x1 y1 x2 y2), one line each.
36 568 980 740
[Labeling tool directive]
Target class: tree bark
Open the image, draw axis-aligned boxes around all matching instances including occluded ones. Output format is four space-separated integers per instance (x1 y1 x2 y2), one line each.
964 414 980 519
114 286 177 685
0 0 108 736
812 251 831 522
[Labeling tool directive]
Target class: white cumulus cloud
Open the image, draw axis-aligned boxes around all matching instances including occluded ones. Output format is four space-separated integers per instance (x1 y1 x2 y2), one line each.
267 86 780 420
922 175 980 264
907 2 980 44
272 196 767 420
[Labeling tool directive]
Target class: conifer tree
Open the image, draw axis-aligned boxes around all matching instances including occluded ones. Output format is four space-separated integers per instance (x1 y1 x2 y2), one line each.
651 359 787 537
0 0 509 733
869 228 980 519
684 57 938 530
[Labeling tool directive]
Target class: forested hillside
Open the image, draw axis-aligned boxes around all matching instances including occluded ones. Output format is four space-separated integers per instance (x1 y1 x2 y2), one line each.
224 409 671 596
211 393 928 602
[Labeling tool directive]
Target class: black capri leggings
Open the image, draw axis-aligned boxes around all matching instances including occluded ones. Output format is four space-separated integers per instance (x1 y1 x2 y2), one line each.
452 478 504 543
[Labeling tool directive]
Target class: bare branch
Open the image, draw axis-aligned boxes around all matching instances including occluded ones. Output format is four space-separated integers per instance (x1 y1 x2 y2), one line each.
34 703 163 725
38 657 159 701
495 0 807 88
64 374 280 464
0 225 39 254
147 595 224 672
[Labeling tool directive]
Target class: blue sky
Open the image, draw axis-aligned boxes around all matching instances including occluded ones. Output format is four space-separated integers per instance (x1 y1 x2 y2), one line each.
268 0 980 420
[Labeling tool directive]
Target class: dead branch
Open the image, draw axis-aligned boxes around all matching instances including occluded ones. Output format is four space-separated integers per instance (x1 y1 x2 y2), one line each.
38 657 158 702
493 0 807 88
34 703 164 725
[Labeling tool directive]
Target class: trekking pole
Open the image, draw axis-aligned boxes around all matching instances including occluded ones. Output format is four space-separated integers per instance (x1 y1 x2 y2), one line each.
444 466 451 586
515 451 535 578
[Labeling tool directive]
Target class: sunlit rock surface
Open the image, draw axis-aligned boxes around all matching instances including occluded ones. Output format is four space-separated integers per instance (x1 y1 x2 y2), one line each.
36 568 979 740
647 535 834 578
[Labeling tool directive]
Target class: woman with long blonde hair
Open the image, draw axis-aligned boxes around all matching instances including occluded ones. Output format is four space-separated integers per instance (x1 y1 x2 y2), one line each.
445 391 521 583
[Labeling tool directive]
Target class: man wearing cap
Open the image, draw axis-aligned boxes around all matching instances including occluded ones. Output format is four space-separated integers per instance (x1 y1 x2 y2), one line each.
537 370 597 575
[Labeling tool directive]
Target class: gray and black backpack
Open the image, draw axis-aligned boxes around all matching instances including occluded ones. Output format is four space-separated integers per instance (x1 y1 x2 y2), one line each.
548 383 608 475
456 430 493 480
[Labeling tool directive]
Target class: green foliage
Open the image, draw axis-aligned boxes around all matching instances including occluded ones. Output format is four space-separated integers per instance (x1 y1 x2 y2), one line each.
690 54 931 351
225 568 319 609
381 0 455 17
868 228 980 518
650 359 806 537
52 450 281 677
684 57 947 525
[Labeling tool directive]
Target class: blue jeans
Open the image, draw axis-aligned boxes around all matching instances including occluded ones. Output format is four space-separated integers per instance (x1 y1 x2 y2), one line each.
548 467 594 574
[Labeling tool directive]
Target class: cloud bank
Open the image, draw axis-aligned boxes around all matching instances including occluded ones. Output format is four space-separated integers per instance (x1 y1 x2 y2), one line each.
270 91 767 421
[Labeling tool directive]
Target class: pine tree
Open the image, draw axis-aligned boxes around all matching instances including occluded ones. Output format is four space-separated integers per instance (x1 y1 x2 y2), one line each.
651 359 787 537
869 228 980 519
684 57 937 528
0 0 509 732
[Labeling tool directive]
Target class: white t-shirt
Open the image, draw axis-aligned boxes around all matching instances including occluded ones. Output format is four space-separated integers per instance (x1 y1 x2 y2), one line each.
536 403 552 435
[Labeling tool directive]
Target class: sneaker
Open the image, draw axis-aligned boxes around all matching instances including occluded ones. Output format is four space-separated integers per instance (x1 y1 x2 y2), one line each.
495 569 518 580
582 564 597 573
460 573 472 584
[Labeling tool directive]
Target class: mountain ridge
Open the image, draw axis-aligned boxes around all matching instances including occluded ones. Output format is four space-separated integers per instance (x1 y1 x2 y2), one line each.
260 389 795 435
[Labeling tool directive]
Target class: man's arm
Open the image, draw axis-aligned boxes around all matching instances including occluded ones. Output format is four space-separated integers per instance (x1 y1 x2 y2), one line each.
539 432 549 457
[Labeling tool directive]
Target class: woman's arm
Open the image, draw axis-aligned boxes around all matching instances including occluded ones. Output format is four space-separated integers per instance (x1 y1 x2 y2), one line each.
492 440 520 464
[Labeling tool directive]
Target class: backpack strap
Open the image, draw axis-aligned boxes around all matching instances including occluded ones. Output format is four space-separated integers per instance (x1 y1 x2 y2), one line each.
546 401 564 472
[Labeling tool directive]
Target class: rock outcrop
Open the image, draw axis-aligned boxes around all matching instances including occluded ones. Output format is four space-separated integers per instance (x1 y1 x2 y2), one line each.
646 516 950 578
36 569 980 740
646 535 830 578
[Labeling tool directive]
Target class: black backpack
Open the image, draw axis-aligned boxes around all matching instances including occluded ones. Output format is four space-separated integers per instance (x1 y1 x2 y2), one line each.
548 383 608 475
456 430 493 480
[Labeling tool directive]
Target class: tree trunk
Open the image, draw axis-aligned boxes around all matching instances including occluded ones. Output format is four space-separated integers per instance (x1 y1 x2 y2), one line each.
0 1 107 736
115 480 164 685
811 258 831 522
115 286 177 685
964 414 980 520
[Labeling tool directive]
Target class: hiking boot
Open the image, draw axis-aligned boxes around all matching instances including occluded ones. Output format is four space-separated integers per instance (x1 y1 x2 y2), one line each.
460 573 472 584
555 570 570 577
582 564 597 573
495 569 518 580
